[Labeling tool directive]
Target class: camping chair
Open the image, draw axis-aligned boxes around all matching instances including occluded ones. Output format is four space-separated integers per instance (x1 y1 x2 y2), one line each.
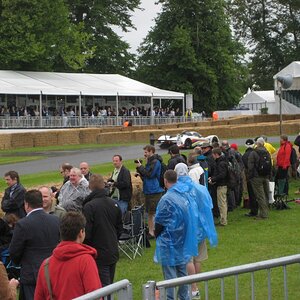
118 204 146 260
273 178 289 209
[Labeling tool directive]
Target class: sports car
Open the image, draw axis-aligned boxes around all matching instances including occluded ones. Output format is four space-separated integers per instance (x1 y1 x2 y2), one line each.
157 131 204 149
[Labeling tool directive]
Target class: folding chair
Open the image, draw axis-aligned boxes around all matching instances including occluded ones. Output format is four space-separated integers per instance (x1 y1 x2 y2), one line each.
118 205 146 260
273 178 289 209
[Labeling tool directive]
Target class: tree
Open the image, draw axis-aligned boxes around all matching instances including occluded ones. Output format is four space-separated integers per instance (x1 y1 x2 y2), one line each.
66 0 141 75
227 0 300 90
136 0 247 112
0 0 91 71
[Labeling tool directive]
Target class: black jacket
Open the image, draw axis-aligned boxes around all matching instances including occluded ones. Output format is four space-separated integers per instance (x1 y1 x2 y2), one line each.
9 210 60 285
1 184 26 218
211 155 228 187
203 149 216 177
167 154 186 170
83 189 123 265
110 166 132 202
242 148 254 180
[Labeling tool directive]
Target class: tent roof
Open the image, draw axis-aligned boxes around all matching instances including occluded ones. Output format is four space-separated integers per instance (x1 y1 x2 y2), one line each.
0 70 184 99
240 90 275 104
273 61 300 78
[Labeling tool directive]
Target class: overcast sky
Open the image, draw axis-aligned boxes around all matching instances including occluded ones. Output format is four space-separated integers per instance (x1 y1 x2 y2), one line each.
114 0 162 53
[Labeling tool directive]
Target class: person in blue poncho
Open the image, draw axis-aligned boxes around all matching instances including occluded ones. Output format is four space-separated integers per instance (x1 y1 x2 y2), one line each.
154 170 196 300
174 163 218 299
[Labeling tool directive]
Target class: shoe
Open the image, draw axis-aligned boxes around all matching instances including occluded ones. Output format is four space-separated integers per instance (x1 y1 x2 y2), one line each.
147 234 155 240
192 289 201 299
254 216 267 220
245 213 257 217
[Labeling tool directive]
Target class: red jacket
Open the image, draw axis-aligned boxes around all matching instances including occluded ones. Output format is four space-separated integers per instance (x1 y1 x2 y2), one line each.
277 141 293 169
34 241 102 300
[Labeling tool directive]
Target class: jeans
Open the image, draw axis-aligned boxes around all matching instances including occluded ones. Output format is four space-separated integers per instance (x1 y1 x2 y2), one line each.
162 264 189 300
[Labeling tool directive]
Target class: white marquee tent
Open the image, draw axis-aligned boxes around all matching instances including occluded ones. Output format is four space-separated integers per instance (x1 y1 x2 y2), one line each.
274 61 300 89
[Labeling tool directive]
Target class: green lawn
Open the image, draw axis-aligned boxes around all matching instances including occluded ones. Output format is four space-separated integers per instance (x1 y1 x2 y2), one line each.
115 179 300 299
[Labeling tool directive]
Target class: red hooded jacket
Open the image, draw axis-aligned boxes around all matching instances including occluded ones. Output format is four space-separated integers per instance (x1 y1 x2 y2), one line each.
35 241 101 300
277 141 293 169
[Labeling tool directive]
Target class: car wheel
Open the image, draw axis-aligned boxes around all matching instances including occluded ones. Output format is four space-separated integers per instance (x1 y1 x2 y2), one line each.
184 139 192 149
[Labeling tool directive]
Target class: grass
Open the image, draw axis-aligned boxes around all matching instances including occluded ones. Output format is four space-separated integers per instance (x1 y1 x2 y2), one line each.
115 179 300 299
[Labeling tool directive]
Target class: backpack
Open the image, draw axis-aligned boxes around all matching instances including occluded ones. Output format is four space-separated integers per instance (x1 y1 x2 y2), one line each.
290 147 297 165
227 155 241 189
159 161 168 188
256 149 272 176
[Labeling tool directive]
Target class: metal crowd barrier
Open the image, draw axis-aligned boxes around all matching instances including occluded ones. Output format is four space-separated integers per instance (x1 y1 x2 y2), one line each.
0 115 203 128
73 279 133 300
142 254 300 300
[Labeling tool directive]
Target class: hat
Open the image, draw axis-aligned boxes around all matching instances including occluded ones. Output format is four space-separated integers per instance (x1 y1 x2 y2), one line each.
200 142 211 148
230 143 238 151
256 137 265 146
245 138 255 148
174 163 188 176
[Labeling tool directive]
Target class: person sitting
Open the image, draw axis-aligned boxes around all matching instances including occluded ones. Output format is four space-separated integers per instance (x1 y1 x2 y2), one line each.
34 212 102 300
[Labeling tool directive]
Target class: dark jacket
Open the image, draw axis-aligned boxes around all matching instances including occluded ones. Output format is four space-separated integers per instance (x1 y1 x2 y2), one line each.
203 149 216 177
248 146 270 179
1 183 26 218
9 209 60 285
242 148 254 180
167 154 186 170
109 165 132 202
136 154 164 195
211 155 228 187
83 189 123 265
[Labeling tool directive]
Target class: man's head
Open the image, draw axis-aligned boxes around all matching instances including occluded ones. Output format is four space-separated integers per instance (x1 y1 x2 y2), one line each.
112 155 123 169
221 140 230 151
212 148 222 160
4 170 20 187
79 162 90 176
280 134 288 144
164 170 177 189
39 186 53 212
174 163 189 176
60 211 86 243
245 138 255 148
256 137 265 147
69 168 83 186
168 144 180 157
60 163 73 178
89 174 105 191
24 190 43 212
200 142 212 154
187 153 198 166
143 145 155 159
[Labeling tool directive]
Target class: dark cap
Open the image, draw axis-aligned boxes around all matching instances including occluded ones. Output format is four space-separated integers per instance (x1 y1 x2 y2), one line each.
245 138 255 147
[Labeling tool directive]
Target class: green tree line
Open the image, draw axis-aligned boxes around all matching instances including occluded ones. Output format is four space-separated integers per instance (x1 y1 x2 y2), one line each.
0 0 299 112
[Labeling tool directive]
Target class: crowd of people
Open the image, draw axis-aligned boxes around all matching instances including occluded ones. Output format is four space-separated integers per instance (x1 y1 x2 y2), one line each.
0 133 299 300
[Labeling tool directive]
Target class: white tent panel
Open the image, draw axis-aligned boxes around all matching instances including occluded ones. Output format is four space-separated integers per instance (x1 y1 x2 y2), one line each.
239 91 275 104
274 61 300 79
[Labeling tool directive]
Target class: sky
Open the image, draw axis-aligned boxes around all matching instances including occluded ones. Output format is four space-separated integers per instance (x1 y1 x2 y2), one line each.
114 0 162 54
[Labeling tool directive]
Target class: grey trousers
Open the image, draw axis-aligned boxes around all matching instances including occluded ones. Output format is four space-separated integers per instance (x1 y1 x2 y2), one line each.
250 177 269 218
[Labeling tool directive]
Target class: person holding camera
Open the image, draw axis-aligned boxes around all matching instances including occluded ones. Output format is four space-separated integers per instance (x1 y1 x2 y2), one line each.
108 154 132 215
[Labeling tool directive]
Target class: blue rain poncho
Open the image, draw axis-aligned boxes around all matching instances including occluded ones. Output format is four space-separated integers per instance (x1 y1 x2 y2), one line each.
174 175 218 247
154 185 197 266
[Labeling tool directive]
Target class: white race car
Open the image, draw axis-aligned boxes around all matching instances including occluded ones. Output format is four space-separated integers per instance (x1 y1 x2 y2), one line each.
157 131 203 149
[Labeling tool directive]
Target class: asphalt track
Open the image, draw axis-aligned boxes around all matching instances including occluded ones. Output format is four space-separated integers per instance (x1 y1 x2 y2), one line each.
0 134 295 176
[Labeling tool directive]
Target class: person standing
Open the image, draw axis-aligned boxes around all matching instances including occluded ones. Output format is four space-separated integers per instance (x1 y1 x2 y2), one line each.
248 138 271 219
209 148 228 226
108 155 133 215
1 171 26 218
9 190 60 300
83 174 123 287
136 145 164 238
34 212 101 300
167 144 186 170
154 170 195 300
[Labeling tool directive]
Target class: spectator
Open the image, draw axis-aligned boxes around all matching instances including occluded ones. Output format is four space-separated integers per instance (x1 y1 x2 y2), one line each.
136 145 164 238
34 212 102 300
248 138 270 219
209 148 228 226
0 261 19 300
79 162 93 181
194 147 209 187
187 153 205 186
108 155 132 215
167 144 186 170
39 186 66 219
294 132 300 153
83 174 123 287
9 190 60 300
242 139 258 217
154 170 194 300
0 213 19 253
1 170 26 218
58 167 90 212
54 163 73 200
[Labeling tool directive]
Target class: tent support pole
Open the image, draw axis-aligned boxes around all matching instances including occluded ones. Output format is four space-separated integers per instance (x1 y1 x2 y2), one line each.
150 94 154 125
39 91 43 127
116 93 119 126
79 92 82 127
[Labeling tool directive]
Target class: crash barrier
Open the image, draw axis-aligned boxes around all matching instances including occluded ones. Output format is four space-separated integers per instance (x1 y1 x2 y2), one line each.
73 279 133 300
0 115 205 128
142 254 300 300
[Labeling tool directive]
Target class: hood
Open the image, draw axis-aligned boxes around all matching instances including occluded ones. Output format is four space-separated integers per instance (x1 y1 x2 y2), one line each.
171 176 193 193
52 241 97 261
174 163 188 176
152 153 163 163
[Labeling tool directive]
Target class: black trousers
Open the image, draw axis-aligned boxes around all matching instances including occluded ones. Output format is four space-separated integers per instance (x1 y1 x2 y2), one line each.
19 283 35 300
97 262 116 287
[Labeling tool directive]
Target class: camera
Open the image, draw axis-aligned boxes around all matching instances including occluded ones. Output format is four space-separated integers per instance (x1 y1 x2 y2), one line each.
134 159 142 164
